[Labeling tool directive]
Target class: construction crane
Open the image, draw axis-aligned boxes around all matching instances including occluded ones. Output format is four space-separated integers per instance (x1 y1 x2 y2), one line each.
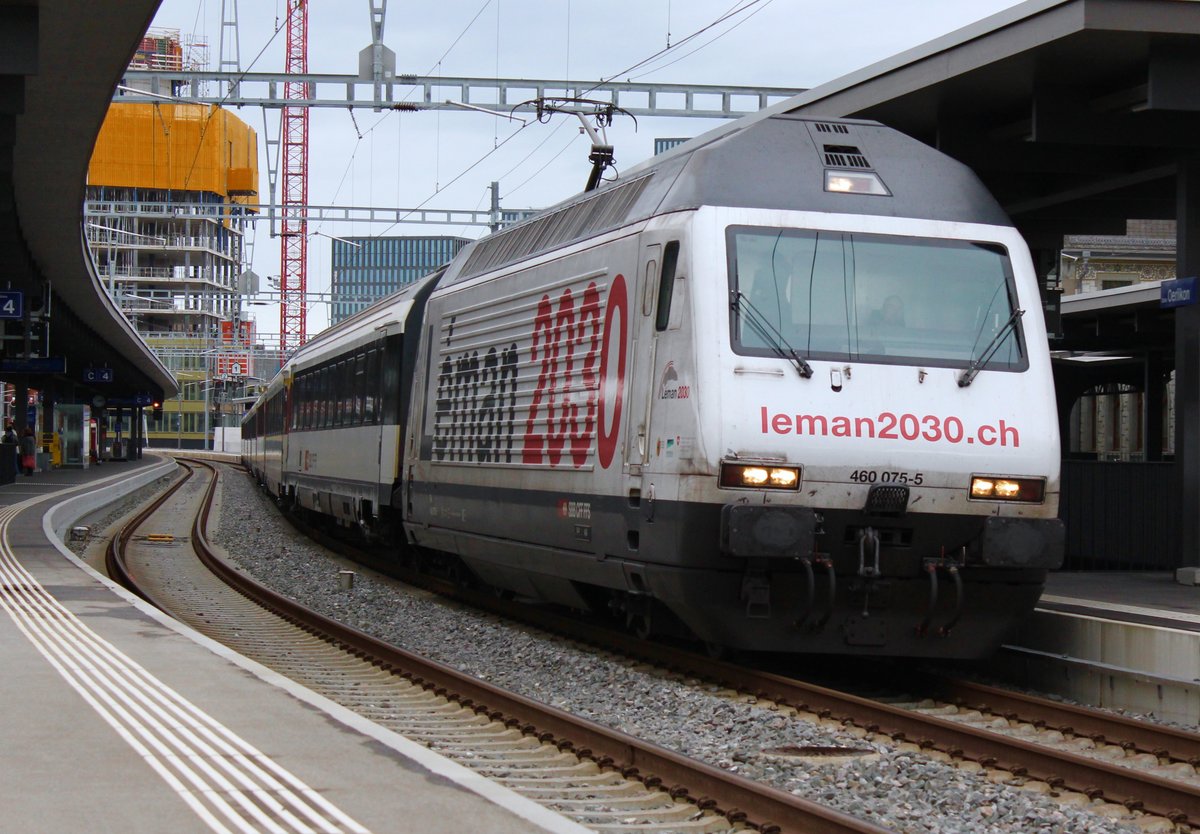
280 0 309 354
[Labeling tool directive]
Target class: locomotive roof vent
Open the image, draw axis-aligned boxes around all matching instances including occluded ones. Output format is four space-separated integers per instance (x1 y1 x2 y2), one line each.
813 121 850 134
822 144 870 169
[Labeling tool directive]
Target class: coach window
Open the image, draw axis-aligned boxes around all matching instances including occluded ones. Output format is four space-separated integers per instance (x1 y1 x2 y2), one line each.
331 360 343 426
313 369 322 428
300 373 310 430
364 349 379 423
327 362 338 426
293 375 302 430
312 372 320 429
307 370 317 429
307 372 317 430
345 358 357 425
322 364 333 427
321 367 331 429
354 353 366 424
306 373 315 430
295 374 304 430
341 358 354 425
655 241 680 332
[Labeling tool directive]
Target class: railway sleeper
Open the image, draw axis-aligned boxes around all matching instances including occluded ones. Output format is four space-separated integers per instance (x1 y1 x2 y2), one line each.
433 734 542 750
585 818 731 833
514 779 647 798
545 793 679 810
482 768 609 787
554 803 710 823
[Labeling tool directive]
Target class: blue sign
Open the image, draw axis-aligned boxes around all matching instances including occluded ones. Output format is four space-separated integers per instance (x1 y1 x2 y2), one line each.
84 367 114 383
1161 276 1198 308
0 291 22 320
0 357 65 374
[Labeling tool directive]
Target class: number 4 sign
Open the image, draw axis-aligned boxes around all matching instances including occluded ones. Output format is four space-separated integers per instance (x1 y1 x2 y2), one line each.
0 291 23 319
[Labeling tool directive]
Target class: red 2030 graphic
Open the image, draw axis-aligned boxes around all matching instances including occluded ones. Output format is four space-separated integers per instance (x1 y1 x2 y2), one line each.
522 274 627 469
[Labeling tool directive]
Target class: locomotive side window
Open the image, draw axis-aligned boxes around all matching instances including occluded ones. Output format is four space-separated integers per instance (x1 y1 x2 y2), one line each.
655 241 680 332
728 226 1026 372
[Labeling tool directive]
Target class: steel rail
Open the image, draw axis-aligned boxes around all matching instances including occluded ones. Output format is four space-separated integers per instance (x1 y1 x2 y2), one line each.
104 458 191 602
930 676 1200 763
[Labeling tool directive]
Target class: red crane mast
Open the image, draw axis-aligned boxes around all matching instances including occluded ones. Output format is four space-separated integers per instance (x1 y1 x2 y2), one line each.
280 0 309 354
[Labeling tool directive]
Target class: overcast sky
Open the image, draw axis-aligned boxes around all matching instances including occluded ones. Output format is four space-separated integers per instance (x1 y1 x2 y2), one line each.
145 0 1028 338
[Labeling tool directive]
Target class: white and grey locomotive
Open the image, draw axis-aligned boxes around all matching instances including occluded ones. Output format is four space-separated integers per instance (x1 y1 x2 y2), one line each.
244 114 1063 657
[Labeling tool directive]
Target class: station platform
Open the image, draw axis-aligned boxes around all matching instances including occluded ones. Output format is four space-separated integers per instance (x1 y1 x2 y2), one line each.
0 453 587 834
1043 571 1200 630
997 571 1200 725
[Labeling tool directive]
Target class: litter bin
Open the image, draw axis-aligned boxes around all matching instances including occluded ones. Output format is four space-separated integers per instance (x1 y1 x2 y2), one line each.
111 439 124 460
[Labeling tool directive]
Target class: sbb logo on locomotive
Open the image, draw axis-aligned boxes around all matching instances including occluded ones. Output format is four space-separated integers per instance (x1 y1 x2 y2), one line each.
433 274 628 470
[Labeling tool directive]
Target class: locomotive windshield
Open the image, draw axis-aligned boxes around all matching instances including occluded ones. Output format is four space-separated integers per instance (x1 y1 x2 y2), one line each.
727 227 1026 372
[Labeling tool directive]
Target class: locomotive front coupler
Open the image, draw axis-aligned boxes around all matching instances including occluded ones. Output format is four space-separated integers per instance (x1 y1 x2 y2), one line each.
852 527 890 618
856 527 882 578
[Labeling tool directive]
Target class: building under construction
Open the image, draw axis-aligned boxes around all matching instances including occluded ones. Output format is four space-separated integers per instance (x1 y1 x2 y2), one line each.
85 92 275 449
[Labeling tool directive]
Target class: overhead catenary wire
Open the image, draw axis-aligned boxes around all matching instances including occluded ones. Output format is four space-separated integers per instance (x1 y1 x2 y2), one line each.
582 0 769 96
372 121 533 239
627 0 778 82
506 130 581 197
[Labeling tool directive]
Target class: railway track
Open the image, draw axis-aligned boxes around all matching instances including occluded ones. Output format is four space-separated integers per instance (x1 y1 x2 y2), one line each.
105 458 891 834
279 506 1200 831
469 597 1200 829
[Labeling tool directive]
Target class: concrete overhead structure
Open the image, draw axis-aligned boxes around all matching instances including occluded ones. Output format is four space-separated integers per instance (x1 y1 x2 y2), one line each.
2 0 176 411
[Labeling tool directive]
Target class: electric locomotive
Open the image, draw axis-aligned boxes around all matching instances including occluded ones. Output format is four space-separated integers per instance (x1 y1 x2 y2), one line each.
245 114 1063 658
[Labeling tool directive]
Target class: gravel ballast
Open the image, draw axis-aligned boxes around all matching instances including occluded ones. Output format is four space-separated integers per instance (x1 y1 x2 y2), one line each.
209 466 1150 834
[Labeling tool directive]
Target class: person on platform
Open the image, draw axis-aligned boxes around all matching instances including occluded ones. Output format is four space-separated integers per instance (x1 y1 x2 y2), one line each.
1 423 16 481
19 427 36 476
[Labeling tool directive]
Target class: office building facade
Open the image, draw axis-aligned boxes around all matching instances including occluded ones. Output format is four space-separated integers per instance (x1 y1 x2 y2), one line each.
329 236 471 324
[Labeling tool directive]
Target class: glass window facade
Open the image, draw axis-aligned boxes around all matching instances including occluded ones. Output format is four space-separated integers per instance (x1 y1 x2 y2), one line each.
329 235 471 325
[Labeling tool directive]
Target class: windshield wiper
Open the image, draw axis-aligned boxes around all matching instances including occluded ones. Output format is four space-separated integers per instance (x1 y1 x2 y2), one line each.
732 291 813 378
957 308 1024 388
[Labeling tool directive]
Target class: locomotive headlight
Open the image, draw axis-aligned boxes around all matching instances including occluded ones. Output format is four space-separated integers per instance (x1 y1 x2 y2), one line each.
720 463 801 490
969 476 1045 503
824 169 890 196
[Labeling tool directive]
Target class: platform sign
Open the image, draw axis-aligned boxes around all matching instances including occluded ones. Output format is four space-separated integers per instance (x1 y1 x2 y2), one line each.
1161 276 1198 308
0 291 22 319
84 367 114 383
